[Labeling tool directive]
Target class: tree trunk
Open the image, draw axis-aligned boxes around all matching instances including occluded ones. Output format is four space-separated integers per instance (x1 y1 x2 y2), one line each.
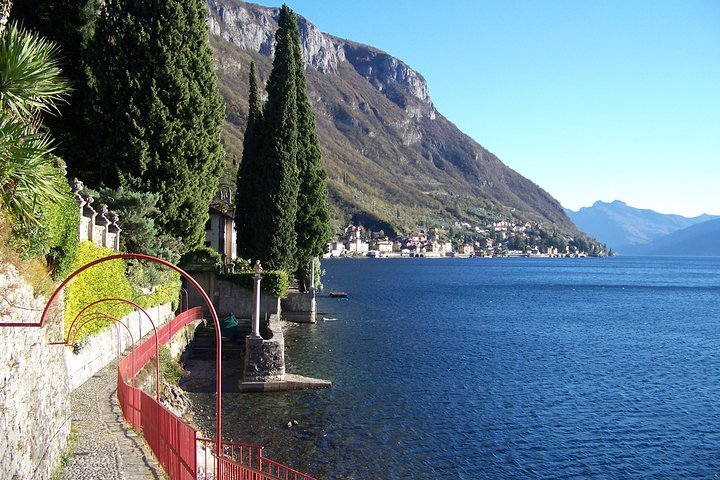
0 0 11 35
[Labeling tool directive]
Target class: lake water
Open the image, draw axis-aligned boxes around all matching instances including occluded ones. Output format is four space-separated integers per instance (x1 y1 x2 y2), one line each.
206 256 720 479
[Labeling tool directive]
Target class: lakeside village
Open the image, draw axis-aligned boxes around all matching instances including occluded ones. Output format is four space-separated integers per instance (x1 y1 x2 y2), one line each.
325 221 601 259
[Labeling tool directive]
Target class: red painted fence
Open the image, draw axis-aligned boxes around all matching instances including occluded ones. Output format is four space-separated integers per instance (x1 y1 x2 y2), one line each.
116 307 317 480
196 438 317 480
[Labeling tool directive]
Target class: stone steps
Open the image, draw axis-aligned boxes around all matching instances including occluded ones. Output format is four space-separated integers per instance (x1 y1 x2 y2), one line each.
187 321 249 360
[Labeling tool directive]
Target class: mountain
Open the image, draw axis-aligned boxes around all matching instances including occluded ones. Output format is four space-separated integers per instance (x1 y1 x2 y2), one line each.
565 200 718 252
207 0 583 237
630 218 720 256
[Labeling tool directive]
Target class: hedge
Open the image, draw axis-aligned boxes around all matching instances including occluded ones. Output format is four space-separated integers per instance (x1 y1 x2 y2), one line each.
219 270 289 299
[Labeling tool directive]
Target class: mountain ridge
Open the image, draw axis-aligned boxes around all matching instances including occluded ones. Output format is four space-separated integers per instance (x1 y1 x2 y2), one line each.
209 0 582 237
565 200 718 253
630 218 720 256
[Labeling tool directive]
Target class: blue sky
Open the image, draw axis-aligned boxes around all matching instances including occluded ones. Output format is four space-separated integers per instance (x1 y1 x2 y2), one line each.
278 0 720 217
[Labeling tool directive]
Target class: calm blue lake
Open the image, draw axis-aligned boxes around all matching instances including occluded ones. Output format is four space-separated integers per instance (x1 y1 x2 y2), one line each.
219 256 720 479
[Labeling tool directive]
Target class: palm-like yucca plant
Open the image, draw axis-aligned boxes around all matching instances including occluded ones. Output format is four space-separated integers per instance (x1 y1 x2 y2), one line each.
0 21 70 228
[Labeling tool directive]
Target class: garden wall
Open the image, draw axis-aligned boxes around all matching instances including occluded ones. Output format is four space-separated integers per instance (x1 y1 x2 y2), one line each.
0 263 173 480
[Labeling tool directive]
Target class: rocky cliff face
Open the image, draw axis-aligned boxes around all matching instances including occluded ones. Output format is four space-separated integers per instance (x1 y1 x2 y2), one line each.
208 0 579 235
208 1 433 112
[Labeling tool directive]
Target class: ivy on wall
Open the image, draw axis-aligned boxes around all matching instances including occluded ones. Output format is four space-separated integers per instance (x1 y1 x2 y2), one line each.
64 241 181 340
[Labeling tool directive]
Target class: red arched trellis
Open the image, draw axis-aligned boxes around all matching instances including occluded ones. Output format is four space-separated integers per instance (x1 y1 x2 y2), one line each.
36 253 224 472
60 297 161 400
50 313 140 388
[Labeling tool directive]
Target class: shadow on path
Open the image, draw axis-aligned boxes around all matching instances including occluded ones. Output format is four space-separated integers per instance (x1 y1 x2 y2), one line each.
63 361 164 480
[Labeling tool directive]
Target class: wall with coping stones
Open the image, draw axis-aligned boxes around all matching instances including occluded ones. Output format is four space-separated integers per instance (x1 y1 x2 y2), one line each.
0 263 175 480
65 303 173 391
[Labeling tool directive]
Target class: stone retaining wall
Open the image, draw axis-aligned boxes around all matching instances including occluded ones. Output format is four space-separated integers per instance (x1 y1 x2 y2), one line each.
65 303 173 391
0 265 70 480
243 314 285 382
185 271 280 319
281 290 316 323
0 263 175 480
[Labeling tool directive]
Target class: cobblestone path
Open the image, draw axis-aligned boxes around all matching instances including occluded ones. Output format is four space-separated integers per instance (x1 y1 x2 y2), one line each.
63 362 164 480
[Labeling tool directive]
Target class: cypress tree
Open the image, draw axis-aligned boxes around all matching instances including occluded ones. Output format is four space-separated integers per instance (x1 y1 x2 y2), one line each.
288 11 331 289
11 0 100 180
235 61 264 261
252 4 299 271
90 0 225 247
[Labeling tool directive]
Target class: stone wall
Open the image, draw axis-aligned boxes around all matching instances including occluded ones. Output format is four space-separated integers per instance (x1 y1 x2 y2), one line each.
0 265 70 480
280 290 316 323
185 271 280 319
65 303 173 391
243 314 285 382
0 263 175 480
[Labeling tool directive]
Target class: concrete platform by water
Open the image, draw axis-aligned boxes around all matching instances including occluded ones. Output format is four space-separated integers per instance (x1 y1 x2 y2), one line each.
239 373 332 392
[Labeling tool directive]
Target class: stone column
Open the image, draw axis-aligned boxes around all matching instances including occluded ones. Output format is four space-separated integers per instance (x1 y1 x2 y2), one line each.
95 204 110 248
70 179 86 241
309 258 317 323
83 196 97 243
250 260 262 339
108 213 122 251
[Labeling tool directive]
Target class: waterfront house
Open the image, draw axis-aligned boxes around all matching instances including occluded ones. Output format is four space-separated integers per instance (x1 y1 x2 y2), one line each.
326 241 346 257
346 237 370 255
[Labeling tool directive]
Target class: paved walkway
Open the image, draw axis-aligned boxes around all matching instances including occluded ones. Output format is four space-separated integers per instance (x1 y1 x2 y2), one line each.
63 362 165 480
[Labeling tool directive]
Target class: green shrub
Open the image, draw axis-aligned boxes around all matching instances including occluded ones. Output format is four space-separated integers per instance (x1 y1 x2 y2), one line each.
5 166 79 279
64 241 182 340
178 246 222 272
45 181 80 279
64 241 134 338
138 271 181 312
219 270 289 298
158 344 185 386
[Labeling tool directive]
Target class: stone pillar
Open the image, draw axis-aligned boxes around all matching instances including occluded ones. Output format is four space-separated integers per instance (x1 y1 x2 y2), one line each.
83 196 97 243
250 261 262 339
70 179 86 241
95 204 110 248
309 258 317 322
108 212 122 251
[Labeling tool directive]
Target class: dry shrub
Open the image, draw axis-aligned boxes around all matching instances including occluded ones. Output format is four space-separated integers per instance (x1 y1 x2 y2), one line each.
0 212 53 296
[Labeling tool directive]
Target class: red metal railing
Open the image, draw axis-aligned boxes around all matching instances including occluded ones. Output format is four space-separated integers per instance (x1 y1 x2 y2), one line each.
117 307 317 480
141 393 197 480
117 306 203 477
196 438 317 480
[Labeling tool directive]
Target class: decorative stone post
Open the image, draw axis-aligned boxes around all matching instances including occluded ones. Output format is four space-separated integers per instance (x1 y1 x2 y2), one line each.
108 212 122 252
96 204 110 248
250 260 262 339
243 260 287 385
310 258 315 293
83 196 97 243
70 179 87 241
309 257 317 323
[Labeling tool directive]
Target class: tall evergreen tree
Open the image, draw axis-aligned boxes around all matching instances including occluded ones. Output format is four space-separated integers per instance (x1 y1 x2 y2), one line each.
252 4 299 271
235 61 264 261
90 0 225 247
288 12 331 289
11 0 100 180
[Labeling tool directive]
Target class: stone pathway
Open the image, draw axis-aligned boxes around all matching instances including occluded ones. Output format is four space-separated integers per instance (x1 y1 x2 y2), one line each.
63 362 165 480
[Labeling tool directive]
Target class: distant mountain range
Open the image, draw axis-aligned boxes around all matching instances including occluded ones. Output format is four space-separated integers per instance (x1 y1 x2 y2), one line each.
207 0 584 238
565 200 720 255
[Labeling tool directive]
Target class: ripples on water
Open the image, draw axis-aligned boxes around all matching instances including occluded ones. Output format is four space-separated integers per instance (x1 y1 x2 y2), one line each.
194 257 720 479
